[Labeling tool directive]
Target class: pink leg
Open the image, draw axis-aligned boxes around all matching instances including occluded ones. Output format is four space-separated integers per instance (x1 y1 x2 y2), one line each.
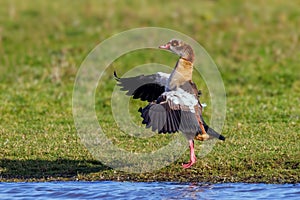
182 140 196 168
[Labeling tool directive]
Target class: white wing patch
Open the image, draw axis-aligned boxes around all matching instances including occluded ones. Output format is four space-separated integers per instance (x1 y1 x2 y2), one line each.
156 72 170 86
162 88 198 113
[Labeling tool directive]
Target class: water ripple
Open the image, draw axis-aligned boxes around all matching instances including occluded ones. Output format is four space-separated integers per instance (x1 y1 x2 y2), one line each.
0 181 299 200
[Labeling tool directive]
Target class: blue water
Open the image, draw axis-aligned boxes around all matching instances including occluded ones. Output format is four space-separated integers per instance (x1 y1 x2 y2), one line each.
0 181 299 200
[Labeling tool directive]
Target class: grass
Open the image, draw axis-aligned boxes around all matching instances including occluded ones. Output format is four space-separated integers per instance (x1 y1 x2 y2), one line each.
0 0 299 183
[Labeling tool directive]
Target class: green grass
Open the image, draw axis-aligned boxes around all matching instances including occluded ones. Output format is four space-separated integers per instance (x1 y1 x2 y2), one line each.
0 0 299 183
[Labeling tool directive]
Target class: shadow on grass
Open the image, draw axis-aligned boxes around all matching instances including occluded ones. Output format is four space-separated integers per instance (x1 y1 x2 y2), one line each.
0 158 110 180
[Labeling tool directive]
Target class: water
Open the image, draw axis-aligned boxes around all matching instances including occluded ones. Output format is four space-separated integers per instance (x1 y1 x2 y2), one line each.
0 181 299 200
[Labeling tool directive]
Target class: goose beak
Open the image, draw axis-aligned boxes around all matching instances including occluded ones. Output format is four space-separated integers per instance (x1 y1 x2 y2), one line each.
159 43 170 50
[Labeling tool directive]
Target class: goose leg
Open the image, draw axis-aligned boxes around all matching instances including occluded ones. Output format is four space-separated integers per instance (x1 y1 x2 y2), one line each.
182 140 196 168
196 123 209 141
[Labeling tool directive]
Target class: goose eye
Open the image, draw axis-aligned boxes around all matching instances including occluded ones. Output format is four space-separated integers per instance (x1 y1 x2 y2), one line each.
171 40 179 46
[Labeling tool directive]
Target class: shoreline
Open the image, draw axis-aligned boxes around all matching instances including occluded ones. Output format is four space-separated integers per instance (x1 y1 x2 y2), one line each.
1 171 298 184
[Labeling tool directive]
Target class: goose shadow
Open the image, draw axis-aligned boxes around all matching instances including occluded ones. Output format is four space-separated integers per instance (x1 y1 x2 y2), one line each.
0 158 110 180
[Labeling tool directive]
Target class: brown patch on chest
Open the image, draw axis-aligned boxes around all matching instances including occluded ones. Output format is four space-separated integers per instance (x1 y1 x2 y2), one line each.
168 59 193 90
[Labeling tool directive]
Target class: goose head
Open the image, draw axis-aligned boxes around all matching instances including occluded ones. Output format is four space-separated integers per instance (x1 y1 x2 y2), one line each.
159 39 194 63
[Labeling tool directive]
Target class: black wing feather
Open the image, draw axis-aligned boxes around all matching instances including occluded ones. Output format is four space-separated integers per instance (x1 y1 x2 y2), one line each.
139 101 200 135
114 71 165 102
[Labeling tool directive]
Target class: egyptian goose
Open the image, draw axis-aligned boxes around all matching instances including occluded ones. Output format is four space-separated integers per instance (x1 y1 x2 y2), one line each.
114 39 225 168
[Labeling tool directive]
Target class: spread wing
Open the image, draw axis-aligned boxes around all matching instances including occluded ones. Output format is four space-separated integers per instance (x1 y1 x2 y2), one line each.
139 88 202 135
114 71 169 102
